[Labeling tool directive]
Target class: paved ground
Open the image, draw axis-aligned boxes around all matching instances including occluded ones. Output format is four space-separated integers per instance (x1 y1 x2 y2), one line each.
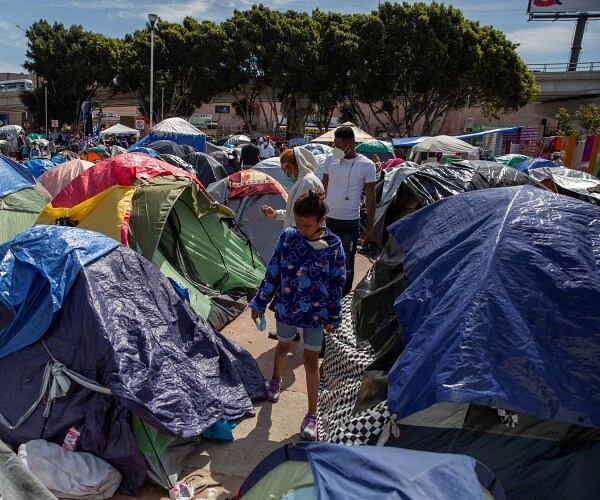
113 254 372 499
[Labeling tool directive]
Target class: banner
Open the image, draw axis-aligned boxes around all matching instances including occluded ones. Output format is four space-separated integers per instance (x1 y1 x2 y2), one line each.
92 115 102 138
528 0 600 13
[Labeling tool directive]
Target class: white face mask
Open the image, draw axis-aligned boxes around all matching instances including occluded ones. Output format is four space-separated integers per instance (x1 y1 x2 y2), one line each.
332 145 349 160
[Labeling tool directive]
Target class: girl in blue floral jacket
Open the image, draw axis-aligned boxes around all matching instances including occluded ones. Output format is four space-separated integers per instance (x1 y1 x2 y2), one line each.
250 190 345 440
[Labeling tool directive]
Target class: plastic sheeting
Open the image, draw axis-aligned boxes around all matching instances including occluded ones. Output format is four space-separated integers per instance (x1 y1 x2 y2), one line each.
0 237 266 495
240 442 504 500
23 159 55 178
0 226 119 359
514 157 556 172
0 154 36 196
527 166 600 205
387 185 600 429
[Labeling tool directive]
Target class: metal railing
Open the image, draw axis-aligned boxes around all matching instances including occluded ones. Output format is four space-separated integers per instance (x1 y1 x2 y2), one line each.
528 61 600 72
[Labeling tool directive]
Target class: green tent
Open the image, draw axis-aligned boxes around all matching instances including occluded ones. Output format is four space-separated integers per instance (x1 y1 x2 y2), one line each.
495 154 531 167
356 139 394 154
36 154 266 329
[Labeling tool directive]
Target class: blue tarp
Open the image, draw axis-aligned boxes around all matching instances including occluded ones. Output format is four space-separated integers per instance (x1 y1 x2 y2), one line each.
0 228 266 494
240 442 504 499
387 185 600 429
22 158 54 178
514 157 557 173
128 146 159 157
0 226 119 358
0 154 35 197
391 136 429 147
456 126 523 140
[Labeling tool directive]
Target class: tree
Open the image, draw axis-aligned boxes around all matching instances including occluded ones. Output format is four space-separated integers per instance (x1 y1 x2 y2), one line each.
575 104 600 135
116 17 227 123
20 20 120 131
556 107 579 139
352 2 539 136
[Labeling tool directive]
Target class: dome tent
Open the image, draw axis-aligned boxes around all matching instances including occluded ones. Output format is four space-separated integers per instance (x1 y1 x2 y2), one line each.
0 226 266 495
36 153 265 330
131 117 206 153
0 154 50 244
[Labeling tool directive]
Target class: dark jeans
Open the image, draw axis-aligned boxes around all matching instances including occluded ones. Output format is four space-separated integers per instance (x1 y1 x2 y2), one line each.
326 217 359 297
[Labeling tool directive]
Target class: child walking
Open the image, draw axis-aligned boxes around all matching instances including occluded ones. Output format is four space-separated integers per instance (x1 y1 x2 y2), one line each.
249 190 346 440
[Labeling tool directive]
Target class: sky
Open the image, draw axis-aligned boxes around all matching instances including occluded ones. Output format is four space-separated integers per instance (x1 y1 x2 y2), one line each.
0 0 598 75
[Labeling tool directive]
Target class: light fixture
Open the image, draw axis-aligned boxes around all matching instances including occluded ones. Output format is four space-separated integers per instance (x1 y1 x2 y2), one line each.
148 14 159 128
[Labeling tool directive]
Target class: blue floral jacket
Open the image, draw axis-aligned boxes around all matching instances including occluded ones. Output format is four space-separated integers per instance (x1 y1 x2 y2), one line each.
249 227 346 328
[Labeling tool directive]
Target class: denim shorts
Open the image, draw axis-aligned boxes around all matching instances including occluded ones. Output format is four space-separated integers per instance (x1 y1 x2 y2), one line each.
276 321 323 352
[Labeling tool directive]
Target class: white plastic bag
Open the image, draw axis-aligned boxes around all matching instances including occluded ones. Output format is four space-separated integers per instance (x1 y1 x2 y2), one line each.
18 439 122 499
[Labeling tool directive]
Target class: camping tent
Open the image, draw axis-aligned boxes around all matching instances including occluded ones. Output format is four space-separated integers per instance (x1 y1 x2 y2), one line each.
0 154 50 243
36 153 266 330
0 125 25 154
131 118 206 153
410 135 479 159
207 170 288 264
38 158 94 197
99 124 140 137
0 225 266 496
311 122 374 143
183 151 230 187
382 185 600 498
513 157 556 172
238 442 505 499
527 166 600 205
22 158 54 178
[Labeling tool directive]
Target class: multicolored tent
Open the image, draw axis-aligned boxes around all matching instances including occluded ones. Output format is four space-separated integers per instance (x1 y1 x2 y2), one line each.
38 158 94 197
207 170 288 264
36 153 265 329
0 154 50 244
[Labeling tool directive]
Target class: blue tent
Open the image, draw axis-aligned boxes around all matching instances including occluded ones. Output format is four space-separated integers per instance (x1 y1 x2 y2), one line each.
0 154 35 195
387 185 600 428
514 156 556 173
131 117 205 153
22 158 54 178
239 442 505 499
0 226 266 495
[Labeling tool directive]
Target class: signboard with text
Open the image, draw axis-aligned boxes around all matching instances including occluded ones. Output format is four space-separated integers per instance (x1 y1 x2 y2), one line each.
135 119 145 130
51 119 59 128
215 105 230 114
528 0 600 13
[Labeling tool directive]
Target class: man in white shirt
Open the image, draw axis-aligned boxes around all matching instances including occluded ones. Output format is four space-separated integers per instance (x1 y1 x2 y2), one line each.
322 126 377 296
259 136 275 160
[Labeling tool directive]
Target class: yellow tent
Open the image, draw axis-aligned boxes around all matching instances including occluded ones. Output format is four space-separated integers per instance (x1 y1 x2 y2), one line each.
311 122 374 143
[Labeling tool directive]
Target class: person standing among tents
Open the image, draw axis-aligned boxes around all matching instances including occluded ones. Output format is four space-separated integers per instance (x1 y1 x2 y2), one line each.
323 125 377 296
261 147 323 228
250 190 346 440
240 138 260 168
259 136 275 160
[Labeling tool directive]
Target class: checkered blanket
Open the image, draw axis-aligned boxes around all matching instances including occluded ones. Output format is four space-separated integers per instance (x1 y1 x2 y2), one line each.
318 293 390 444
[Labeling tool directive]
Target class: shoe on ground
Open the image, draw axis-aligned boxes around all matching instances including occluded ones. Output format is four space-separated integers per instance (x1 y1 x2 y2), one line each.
300 414 317 441
266 378 282 403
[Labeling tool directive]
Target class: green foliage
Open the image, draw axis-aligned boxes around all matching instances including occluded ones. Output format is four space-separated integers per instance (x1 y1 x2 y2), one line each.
556 107 579 139
19 3 539 136
575 104 600 135
21 20 120 130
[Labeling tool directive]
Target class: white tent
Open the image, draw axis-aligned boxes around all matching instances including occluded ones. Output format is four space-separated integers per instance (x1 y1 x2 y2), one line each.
412 135 478 155
99 124 140 137
311 122 374 143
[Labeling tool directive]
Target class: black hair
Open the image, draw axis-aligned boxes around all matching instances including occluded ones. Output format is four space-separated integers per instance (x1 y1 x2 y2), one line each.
293 190 328 219
334 126 355 142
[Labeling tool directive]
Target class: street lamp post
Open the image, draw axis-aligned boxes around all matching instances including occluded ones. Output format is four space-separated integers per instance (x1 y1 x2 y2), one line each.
148 14 158 128
44 82 48 136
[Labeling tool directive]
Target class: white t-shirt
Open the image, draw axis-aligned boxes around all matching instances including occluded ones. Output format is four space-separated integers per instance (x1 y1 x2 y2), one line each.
324 154 377 220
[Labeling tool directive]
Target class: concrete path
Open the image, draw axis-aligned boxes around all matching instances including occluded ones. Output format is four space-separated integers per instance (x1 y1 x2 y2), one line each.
114 254 372 499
